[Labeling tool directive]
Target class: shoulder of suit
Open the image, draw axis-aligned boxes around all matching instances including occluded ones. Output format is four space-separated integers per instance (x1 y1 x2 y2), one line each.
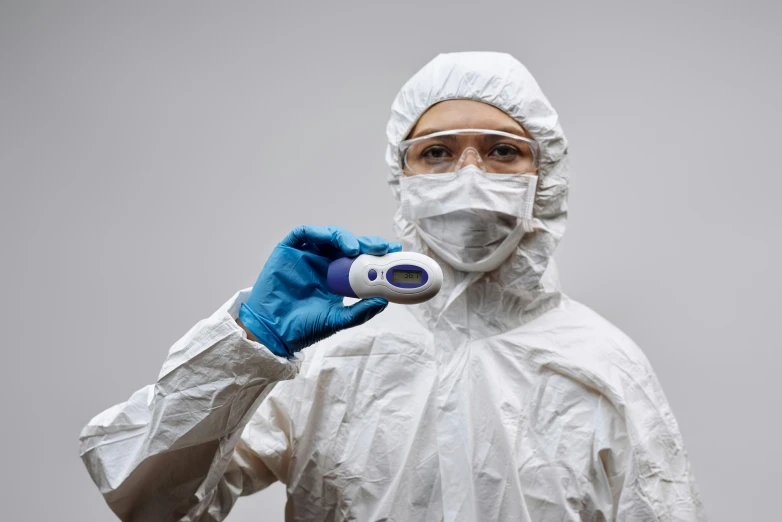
512 296 656 374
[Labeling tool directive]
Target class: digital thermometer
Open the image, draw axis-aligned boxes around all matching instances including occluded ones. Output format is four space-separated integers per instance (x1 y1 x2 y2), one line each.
327 252 443 304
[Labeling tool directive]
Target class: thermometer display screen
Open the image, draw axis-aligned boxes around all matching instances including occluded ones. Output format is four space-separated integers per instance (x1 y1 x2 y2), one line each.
392 269 423 284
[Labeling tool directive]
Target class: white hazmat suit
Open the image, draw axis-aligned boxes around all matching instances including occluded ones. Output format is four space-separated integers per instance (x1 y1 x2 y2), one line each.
80 52 705 521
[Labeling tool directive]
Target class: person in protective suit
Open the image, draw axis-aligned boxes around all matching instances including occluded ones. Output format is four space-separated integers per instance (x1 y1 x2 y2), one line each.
80 52 705 521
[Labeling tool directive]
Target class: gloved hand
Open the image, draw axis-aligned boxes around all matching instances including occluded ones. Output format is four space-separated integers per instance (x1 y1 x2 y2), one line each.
239 225 403 358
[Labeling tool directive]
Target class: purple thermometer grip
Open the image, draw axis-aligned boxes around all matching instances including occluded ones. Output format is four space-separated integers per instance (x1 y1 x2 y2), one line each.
327 256 358 298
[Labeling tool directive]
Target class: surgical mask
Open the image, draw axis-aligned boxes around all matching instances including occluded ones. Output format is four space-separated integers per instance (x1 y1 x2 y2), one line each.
400 165 538 272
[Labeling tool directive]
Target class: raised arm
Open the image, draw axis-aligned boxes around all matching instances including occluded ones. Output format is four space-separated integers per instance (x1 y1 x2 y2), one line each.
80 225 400 521
79 293 297 520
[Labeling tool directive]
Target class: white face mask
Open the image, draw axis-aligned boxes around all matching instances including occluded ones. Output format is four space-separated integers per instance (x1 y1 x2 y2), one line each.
400 165 538 273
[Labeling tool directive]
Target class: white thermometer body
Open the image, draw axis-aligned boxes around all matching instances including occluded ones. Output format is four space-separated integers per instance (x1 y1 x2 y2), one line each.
327 252 443 304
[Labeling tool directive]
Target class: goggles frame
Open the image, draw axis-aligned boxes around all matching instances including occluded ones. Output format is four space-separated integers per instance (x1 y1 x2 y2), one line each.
398 128 540 175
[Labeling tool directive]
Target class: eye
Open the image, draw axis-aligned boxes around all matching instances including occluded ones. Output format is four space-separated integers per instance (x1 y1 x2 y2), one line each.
420 145 454 162
488 143 522 160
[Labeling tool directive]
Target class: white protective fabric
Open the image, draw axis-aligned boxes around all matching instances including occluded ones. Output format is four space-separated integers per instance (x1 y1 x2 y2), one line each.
400 166 538 272
80 52 705 521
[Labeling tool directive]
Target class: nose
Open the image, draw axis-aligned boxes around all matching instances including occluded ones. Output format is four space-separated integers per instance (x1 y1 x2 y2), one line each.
455 147 485 171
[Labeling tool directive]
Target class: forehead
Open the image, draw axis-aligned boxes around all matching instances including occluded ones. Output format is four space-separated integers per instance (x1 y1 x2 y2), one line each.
409 99 527 139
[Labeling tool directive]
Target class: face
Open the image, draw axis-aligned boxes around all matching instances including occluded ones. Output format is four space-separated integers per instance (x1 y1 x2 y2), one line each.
402 100 537 176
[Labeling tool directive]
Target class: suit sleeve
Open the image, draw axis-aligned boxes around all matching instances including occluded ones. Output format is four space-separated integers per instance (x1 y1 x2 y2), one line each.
79 289 299 521
591 363 706 522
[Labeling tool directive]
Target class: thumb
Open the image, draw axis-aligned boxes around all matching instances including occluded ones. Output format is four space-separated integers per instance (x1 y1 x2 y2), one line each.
334 297 389 330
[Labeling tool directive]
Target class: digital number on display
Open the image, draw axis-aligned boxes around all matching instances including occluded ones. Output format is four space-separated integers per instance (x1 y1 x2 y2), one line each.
392 269 423 284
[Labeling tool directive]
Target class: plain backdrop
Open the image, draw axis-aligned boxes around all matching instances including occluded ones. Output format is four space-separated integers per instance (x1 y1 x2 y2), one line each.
1 1 780 520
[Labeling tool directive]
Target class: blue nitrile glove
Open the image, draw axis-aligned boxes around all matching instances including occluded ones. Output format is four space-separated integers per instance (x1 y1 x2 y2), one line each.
239 225 403 358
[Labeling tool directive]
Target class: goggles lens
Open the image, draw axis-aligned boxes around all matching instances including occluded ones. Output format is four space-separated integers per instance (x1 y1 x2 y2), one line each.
400 129 539 175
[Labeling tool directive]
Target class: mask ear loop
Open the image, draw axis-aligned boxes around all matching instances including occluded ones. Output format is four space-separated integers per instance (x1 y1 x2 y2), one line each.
520 174 538 233
454 147 486 172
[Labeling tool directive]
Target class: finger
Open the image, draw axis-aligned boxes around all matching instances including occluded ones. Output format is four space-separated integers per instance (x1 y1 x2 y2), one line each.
334 297 389 329
355 235 391 256
388 242 403 253
328 226 361 257
281 225 360 257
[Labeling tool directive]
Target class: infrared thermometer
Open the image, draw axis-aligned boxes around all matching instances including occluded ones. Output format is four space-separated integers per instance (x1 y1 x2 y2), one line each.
327 252 443 304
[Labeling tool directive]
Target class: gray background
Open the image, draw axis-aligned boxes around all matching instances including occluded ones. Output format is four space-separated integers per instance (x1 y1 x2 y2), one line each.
1 1 779 520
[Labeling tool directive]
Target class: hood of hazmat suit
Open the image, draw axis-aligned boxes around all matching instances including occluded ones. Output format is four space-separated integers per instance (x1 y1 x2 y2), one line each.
80 52 705 522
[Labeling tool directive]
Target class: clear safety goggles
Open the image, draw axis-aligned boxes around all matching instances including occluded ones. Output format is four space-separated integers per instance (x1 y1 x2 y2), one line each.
399 128 539 175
